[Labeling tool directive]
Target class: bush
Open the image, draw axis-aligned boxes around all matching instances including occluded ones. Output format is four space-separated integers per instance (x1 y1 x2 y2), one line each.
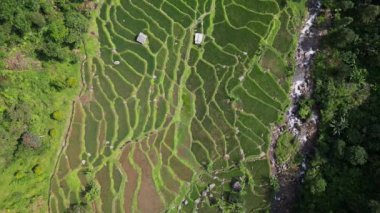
51 110 65 121
32 164 43 175
347 146 367 166
49 128 58 138
298 98 314 120
270 176 280 192
83 182 100 202
310 177 327 194
28 12 46 28
48 19 68 43
21 131 41 149
39 42 70 61
65 77 78 88
14 171 25 179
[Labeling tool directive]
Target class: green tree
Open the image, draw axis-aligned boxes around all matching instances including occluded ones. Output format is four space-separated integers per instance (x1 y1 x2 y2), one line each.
49 128 58 138
0 0 17 21
48 19 68 43
338 1 354 11
330 28 357 49
28 12 46 28
310 177 327 194
65 11 89 33
347 146 367 166
21 131 41 149
14 12 31 35
40 42 70 61
360 5 380 24
83 182 100 202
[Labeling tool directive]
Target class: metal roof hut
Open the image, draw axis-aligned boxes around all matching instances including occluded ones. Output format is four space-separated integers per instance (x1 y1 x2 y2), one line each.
136 32 147 44
194 33 204 45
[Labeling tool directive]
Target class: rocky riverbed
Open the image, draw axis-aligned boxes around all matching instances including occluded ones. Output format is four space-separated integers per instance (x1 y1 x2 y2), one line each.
270 0 322 212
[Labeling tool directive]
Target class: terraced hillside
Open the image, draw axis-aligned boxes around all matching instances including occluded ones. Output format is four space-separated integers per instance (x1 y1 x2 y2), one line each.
50 0 306 211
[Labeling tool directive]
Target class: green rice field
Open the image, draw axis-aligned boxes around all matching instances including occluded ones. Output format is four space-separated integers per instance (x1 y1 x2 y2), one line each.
50 0 306 211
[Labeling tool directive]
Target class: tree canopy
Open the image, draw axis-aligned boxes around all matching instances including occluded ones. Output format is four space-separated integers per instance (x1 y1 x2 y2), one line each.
298 0 380 211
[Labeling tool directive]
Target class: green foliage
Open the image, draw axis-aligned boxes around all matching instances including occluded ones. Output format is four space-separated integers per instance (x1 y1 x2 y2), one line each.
48 19 69 43
270 176 280 192
298 0 380 211
83 182 100 203
32 164 43 175
346 145 367 166
0 0 87 211
49 128 58 138
275 132 299 164
14 12 31 35
360 5 380 24
14 171 25 180
28 12 46 28
66 77 78 88
52 110 65 121
310 177 327 194
65 11 89 33
298 98 314 120
329 28 357 49
0 63 80 211
0 0 90 61
67 203 91 213
21 131 41 149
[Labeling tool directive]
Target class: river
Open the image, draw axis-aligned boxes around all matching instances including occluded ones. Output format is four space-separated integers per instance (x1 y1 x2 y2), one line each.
270 0 322 211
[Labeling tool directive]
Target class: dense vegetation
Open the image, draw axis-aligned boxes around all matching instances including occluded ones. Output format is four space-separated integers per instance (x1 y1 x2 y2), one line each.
0 0 91 211
0 0 90 62
298 0 380 211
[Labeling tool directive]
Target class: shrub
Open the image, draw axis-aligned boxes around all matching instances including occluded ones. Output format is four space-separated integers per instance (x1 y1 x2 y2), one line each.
298 98 314 120
65 77 78 88
51 110 65 121
32 164 43 175
83 182 100 202
48 19 68 43
21 131 41 149
347 146 368 166
14 171 25 179
40 42 70 61
28 12 46 28
50 79 67 91
49 128 58 138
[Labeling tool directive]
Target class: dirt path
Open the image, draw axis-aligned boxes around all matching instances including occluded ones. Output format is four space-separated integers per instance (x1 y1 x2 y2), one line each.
47 50 88 212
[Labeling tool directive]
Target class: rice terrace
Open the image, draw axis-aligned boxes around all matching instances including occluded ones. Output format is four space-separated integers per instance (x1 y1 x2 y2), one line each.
49 0 307 211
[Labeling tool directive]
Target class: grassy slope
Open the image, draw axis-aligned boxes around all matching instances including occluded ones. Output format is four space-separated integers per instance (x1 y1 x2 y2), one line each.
0 50 82 212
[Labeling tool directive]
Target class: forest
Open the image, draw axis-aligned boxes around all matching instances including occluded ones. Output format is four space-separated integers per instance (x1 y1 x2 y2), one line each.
298 0 380 211
0 0 91 210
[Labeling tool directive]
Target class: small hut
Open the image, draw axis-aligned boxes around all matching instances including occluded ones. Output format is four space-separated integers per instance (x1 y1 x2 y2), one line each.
194 33 204 45
136 32 147 44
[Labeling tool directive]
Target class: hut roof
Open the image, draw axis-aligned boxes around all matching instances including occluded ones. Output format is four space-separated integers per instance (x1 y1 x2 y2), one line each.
194 33 204 45
136 32 147 44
